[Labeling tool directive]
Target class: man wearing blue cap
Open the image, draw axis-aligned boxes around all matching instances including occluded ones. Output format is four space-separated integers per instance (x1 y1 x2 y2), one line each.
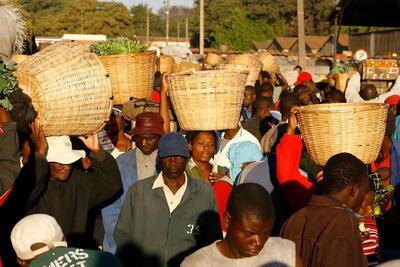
114 132 222 267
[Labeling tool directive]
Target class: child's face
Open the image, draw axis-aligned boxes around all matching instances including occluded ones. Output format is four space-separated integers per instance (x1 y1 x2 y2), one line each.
358 191 375 218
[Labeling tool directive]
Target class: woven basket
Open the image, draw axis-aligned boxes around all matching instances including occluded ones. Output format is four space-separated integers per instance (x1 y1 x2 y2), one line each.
219 63 260 86
328 72 353 92
297 103 388 166
11 54 28 64
172 62 202 73
159 55 174 73
257 51 279 74
205 53 222 66
99 51 156 105
14 41 112 136
167 70 248 130
228 54 263 71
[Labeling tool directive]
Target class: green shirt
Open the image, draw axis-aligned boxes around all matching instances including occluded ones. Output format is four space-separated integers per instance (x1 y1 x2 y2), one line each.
29 247 123 267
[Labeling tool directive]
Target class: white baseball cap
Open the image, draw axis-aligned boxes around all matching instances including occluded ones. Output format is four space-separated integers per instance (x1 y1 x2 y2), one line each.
46 136 85 164
10 214 67 260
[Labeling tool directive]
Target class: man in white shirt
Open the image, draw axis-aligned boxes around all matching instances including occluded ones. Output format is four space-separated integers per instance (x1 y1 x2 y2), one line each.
181 183 300 267
345 62 400 103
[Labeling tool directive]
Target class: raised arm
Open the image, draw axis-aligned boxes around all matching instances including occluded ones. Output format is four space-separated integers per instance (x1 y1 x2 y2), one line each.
276 107 315 211
78 134 122 208
160 73 170 134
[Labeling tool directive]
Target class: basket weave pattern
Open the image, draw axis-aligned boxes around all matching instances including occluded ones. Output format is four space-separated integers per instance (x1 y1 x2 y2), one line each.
159 55 174 73
219 63 260 86
297 103 388 165
100 51 156 105
257 51 279 74
14 41 112 136
228 54 263 71
168 70 247 130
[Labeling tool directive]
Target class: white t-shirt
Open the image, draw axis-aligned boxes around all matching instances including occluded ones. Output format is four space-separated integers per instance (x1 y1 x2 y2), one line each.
181 237 295 267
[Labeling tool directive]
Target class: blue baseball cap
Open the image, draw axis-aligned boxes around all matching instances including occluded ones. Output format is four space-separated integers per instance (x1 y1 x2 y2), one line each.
158 132 190 158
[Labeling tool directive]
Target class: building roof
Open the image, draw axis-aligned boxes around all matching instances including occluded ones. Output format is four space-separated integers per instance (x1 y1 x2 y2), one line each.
252 40 273 50
305 36 330 50
275 37 297 50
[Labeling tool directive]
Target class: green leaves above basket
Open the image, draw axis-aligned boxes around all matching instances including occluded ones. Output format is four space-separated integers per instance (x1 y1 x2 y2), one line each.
90 37 147 56
0 60 18 111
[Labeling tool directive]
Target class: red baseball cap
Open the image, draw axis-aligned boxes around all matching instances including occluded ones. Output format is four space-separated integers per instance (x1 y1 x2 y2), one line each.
385 95 400 105
294 72 313 86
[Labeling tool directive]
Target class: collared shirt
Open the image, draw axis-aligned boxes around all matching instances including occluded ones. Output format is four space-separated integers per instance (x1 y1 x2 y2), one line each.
152 171 188 213
136 149 158 180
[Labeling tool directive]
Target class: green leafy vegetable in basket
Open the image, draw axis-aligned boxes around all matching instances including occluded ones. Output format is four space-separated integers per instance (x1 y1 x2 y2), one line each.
0 59 18 111
90 37 147 56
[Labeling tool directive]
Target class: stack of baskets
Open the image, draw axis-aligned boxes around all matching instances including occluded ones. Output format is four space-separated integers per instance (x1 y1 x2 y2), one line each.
257 51 280 75
99 51 156 105
218 63 260 86
14 41 113 136
297 103 388 165
167 70 248 130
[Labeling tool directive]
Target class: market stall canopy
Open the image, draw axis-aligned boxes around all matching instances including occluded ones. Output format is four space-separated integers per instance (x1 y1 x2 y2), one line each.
332 0 400 27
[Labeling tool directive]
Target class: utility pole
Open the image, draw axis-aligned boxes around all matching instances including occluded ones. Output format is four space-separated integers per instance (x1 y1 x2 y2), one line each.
199 0 204 57
177 22 180 44
185 17 189 47
146 5 150 43
297 0 306 68
165 0 170 46
80 6 83 34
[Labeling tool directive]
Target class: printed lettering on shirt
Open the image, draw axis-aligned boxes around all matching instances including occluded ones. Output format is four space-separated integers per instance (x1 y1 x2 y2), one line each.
186 224 200 235
43 249 89 267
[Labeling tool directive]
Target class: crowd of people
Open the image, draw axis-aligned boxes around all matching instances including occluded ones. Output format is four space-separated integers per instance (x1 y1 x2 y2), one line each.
1 55 400 267
2 6 400 266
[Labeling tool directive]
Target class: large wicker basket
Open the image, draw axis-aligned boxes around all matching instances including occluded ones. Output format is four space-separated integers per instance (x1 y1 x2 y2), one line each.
167 70 248 130
14 41 112 136
219 63 260 86
257 51 279 74
159 55 174 73
228 54 263 71
99 51 156 105
172 62 202 73
297 103 388 166
205 53 222 66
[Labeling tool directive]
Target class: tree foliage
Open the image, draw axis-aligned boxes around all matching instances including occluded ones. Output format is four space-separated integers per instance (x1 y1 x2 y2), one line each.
18 0 134 37
193 0 337 50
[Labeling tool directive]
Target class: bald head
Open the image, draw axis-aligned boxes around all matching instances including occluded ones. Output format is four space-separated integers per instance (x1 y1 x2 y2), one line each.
361 84 378 101
227 183 275 222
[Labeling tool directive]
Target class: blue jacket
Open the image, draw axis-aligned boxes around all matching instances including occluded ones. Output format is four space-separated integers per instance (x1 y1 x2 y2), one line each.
101 149 158 253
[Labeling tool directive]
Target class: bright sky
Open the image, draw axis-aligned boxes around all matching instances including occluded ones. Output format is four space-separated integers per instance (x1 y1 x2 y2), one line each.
116 0 194 11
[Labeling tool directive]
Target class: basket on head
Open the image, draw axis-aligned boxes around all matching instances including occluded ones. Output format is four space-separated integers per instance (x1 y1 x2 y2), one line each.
257 51 279 74
167 70 248 130
228 54 263 71
297 103 388 166
99 51 156 105
172 62 202 73
11 54 28 64
159 55 174 74
205 53 222 66
13 41 112 136
327 72 353 93
218 63 261 87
